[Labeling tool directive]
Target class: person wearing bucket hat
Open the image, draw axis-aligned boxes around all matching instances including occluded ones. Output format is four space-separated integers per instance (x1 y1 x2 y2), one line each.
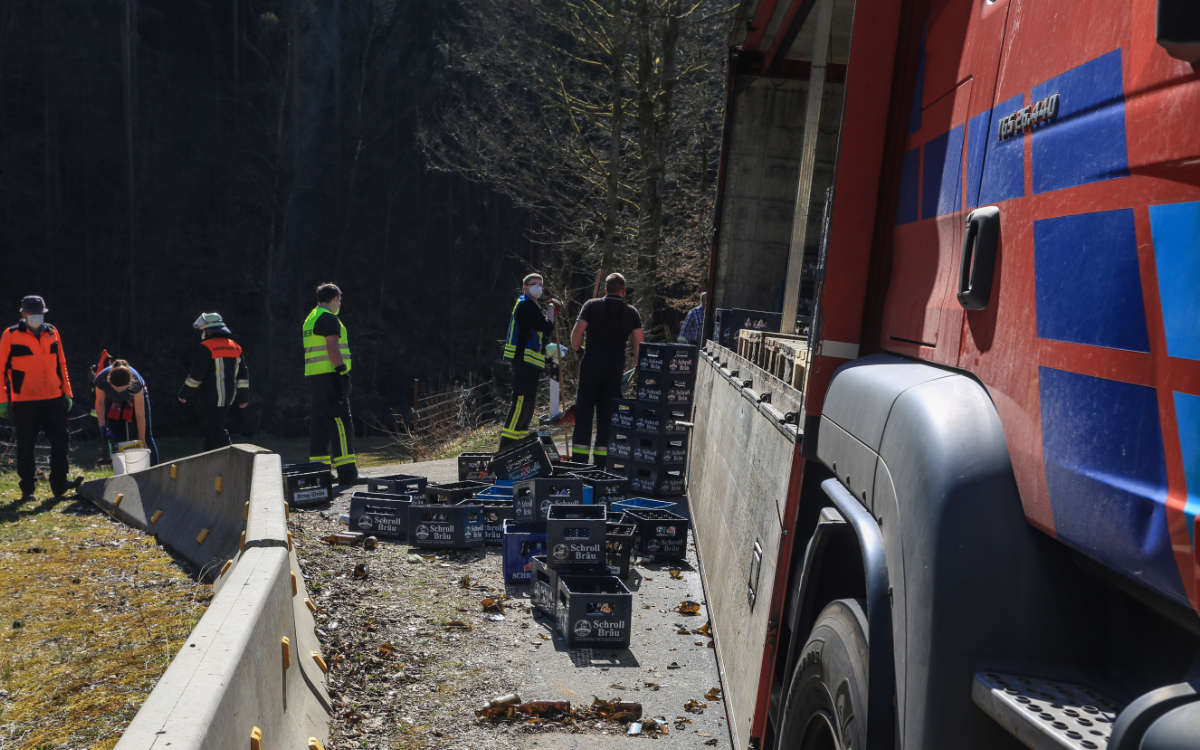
177 312 251 450
0 295 83 498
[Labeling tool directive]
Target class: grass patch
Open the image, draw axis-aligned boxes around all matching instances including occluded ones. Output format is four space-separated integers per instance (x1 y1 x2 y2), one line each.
0 468 211 749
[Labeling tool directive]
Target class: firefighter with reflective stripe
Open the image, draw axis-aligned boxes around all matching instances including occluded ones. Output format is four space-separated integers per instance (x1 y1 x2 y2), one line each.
303 282 357 484
499 273 557 449
177 312 250 450
570 273 643 467
0 295 82 498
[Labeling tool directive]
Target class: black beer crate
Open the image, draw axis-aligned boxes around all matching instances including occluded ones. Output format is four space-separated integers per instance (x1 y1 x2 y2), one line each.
459 498 516 545
637 342 699 376
407 504 486 549
663 375 696 407
607 429 635 460
713 308 783 349
610 399 636 430
574 470 628 508
555 575 633 649
628 462 685 496
634 370 665 402
634 403 688 435
348 493 411 540
457 452 496 482
425 480 489 504
537 429 561 462
605 522 636 578
620 508 689 561
281 463 333 508
634 434 687 467
530 554 560 617
513 477 584 526
489 435 552 481
366 473 428 495
502 520 547 583
545 504 608 571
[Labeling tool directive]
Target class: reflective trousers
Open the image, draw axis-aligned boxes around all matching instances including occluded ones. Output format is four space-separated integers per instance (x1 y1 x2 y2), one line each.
570 365 622 468
309 374 356 480
499 362 540 450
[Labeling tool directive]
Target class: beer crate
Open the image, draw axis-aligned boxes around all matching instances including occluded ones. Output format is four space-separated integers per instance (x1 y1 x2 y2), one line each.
634 370 666 402
459 498 516 545
281 463 333 508
662 375 696 407
502 520 547 583
620 508 689 561
365 473 427 495
513 477 584 526
530 554 559 617
574 470 628 508
489 434 552 481
424 480 489 504
607 429 635 461
545 503 608 571
628 463 685 497
457 452 496 482
713 308 783 349
610 398 636 430
636 342 699 376
634 403 688 435
605 522 636 579
407 504 485 549
348 493 411 540
555 575 633 649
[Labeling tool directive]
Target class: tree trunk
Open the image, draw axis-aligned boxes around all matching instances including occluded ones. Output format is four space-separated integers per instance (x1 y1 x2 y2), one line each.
121 0 139 347
634 0 658 331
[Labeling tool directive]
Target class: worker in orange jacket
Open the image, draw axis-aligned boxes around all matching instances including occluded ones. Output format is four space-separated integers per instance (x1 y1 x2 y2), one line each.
0 295 82 498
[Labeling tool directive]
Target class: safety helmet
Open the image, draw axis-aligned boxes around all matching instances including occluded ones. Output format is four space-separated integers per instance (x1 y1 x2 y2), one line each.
192 312 225 330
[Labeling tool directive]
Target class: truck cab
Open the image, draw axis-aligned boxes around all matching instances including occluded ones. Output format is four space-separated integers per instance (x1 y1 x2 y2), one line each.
691 1 1200 747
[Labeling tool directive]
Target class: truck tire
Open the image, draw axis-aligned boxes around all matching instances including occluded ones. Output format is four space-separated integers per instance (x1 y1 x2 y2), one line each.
778 598 870 749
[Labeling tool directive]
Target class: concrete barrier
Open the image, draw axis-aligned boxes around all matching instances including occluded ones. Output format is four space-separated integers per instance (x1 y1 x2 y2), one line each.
80 444 330 749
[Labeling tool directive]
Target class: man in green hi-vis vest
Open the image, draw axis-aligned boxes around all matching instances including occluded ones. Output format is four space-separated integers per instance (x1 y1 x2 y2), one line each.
303 282 357 485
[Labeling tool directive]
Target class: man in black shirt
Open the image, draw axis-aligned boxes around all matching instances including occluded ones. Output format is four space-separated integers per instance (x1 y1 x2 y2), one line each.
569 273 643 467
499 272 557 449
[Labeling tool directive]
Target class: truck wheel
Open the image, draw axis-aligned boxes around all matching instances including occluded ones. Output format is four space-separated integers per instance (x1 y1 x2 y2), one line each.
777 598 870 749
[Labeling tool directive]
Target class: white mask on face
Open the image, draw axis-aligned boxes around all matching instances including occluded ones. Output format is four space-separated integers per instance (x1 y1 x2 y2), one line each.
25 314 44 329
527 284 543 299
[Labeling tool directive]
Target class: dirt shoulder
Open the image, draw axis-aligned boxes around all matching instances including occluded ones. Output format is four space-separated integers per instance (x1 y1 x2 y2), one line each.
290 458 731 749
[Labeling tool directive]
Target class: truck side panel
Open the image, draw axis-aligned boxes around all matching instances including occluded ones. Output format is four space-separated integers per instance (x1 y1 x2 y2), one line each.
689 348 802 749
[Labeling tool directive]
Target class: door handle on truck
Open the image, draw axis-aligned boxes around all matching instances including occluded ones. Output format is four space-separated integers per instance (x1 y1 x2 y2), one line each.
957 205 1000 311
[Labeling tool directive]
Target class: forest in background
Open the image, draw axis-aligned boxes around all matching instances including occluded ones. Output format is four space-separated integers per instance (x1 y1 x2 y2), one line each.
0 0 729 438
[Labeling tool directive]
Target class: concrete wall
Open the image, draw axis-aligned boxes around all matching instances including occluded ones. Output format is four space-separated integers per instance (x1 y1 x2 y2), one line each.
688 344 802 750
80 445 329 750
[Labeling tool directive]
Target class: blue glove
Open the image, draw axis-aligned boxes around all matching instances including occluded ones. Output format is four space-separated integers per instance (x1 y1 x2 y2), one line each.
100 425 118 441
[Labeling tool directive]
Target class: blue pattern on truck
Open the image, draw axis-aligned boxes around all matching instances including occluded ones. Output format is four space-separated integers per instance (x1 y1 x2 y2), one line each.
922 125 963 219
1034 209 1149 352
1149 201 1200 362
1032 49 1128 194
1039 367 1184 603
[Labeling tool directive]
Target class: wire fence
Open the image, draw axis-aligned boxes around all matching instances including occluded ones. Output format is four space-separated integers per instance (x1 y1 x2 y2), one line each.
382 380 504 459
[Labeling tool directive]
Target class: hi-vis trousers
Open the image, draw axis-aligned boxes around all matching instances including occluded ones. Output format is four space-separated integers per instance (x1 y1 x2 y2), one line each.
308 373 356 477
499 362 540 450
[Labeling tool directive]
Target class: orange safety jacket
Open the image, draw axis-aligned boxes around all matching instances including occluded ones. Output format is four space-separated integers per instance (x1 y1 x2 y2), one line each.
0 322 73 404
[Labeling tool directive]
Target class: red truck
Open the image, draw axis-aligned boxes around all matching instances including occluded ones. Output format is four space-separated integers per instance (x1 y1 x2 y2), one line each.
689 1 1200 748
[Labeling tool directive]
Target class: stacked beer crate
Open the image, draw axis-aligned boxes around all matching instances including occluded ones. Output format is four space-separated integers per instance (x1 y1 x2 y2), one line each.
608 342 697 498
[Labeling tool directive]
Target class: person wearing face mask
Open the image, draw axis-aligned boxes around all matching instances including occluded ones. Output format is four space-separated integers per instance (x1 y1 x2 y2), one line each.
0 295 82 498
499 272 559 449
94 358 160 465
303 282 357 484
178 311 251 450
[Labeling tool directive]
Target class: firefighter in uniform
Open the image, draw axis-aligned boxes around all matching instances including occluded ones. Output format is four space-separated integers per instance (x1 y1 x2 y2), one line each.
178 312 250 449
0 295 81 498
499 273 557 449
303 282 357 484
570 273 643 467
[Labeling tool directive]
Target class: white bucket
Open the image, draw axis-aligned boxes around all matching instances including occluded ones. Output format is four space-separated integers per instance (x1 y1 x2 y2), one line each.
113 447 152 475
